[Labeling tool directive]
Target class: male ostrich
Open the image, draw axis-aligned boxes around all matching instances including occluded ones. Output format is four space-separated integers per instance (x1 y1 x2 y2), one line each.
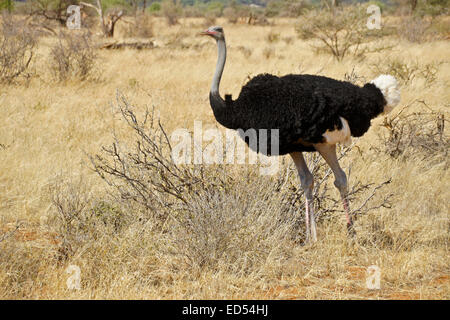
200 26 400 242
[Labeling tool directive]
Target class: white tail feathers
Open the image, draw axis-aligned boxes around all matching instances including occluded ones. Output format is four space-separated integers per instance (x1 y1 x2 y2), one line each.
370 75 401 113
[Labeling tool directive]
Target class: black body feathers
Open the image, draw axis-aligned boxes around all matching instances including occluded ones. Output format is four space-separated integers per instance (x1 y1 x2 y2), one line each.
214 74 386 156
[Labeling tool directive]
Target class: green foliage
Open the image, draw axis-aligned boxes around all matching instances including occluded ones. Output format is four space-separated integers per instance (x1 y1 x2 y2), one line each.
206 1 224 15
416 0 449 16
264 0 312 18
265 1 283 17
30 0 78 11
92 201 126 232
0 0 14 12
147 1 162 13
100 0 130 11
367 0 386 12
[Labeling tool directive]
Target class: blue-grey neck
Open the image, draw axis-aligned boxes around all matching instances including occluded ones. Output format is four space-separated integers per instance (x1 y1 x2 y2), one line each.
210 38 226 95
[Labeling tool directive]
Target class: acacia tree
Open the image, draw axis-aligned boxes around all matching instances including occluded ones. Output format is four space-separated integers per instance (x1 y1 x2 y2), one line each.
80 0 124 37
30 0 78 25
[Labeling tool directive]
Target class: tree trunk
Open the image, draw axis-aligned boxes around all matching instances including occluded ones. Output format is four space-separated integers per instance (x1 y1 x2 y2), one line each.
103 11 123 37
80 0 123 37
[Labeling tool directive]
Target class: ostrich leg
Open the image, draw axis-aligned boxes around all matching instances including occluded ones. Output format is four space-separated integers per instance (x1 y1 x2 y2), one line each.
290 152 317 243
314 144 355 235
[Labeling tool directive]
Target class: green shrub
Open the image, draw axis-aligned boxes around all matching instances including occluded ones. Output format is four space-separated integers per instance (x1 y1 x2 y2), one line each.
206 1 224 17
147 1 161 14
367 0 386 13
0 0 14 12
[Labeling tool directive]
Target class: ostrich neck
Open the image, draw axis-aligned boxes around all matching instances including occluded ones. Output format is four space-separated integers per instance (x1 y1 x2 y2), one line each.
211 38 226 95
208 37 236 129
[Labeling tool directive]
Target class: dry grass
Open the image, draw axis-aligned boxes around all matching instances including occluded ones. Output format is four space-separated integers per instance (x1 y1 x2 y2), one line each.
0 16 449 299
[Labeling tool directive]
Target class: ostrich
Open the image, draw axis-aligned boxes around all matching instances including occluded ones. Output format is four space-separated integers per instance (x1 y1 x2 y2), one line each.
200 26 400 242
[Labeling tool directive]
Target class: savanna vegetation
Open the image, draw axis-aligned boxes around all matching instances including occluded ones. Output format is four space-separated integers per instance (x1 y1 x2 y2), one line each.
0 0 448 299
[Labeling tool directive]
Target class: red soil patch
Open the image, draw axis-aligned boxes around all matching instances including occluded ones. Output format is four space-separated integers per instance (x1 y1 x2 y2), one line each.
0 224 60 245
431 275 449 286
387 291 421 300
346 266 366 280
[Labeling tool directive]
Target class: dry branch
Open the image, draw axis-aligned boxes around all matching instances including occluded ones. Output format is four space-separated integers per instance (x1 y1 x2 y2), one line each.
100 41 155 50
80 0 124 37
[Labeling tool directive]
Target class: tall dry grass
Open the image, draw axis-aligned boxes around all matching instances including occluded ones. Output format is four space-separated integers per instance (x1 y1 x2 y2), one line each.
0 16 448 299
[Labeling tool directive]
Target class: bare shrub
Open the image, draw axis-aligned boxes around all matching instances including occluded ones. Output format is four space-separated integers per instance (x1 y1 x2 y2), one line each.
49 31 97 81
295 6 387 61
80 0 124 37
266 31 280 44
124 14 154 38
343 67 367 86
248 12 270 26
371 57 441 86
161 0 182 26
0 15 37 84
397 16 434 43
237 45 252 59
203 12 216 27
89 93 394 272
49 176 129 262
282 36 294 45
223 7 238 24
263 47 275 59
377 100 449 164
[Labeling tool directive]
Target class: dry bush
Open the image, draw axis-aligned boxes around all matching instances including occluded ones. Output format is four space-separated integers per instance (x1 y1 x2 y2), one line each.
49 31 97 81
262 47 275 59
397 16 434 43
237 45 252 59
203 12 216 27
248 12 270 26
223 7 238 24
85 94 394 272
343 67 367 86
295 6 389 61
266 31 280 44
282 36 294 45
377 101 449 164
371 57 441 86
161 0 182 26
0 14 37 84
49 176 130 263
124 14 154 38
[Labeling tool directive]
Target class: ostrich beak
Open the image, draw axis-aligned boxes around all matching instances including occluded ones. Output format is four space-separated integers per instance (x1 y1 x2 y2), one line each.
199 30 216 36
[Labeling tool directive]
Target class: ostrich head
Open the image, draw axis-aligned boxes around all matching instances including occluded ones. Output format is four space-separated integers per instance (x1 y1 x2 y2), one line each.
200 26 225 40
370 74 401 114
